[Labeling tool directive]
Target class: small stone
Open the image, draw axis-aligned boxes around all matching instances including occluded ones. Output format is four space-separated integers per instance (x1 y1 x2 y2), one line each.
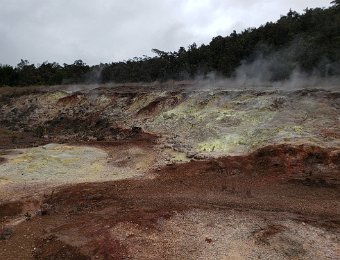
0 227 13 240
25 212 32 220
187 151 198 159
38 203 52 216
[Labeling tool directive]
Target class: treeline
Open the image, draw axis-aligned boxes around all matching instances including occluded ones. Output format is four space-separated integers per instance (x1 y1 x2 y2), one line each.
1 1 339 87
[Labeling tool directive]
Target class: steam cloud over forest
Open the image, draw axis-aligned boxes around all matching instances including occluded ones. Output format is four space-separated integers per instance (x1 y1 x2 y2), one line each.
0 1 339 87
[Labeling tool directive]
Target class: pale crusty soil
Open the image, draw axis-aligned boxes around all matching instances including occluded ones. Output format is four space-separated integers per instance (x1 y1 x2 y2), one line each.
0 84 339 259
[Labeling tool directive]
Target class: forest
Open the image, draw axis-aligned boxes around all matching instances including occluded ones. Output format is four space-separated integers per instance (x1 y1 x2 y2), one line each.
0 1 339 87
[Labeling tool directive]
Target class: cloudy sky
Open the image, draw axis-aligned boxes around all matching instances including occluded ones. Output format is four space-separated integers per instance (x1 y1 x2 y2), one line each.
0 0 331 66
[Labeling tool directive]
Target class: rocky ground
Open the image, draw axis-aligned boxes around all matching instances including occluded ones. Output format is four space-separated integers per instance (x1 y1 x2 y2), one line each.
0 82 339 259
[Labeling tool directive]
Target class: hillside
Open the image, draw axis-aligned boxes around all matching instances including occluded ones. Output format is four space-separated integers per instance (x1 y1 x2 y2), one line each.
0 83 339 259
0 2 339 259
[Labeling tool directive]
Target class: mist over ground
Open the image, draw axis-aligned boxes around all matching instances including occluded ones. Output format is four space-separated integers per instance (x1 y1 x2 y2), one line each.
1 2 339 89
0 2 339 259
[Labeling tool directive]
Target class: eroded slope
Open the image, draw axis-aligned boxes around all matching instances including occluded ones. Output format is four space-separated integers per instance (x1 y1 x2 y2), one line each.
0 83 339 259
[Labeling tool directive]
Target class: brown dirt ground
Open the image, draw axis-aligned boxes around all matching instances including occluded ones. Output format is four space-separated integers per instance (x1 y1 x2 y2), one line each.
0 85 339 259
0 138 339 259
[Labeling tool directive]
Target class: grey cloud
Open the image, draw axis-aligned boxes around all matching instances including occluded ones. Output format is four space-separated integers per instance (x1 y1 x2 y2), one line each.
0 0 331 66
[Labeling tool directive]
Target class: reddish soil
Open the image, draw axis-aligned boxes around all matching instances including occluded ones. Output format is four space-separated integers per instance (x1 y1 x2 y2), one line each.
57 94 85 105
137 96 182 117
0 201 24 218
0 86 339 259
0 142 339 259
252 224 285 245
44 144 339 218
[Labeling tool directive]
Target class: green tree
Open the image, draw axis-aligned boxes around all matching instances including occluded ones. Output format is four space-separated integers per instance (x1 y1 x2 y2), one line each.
331 0 340 6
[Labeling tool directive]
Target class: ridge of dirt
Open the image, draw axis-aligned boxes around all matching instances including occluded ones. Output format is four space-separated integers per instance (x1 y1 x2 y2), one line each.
1 143 339 259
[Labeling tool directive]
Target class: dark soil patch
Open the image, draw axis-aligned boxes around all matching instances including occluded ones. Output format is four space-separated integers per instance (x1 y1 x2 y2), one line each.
34 236 90 260
288 177 337 188
0 227 13 240
43 116 157 143
0 201 23 219
0 128 49 149
0 157 6 164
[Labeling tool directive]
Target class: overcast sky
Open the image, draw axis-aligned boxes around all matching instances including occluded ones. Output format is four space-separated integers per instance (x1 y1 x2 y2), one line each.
0 0 331 66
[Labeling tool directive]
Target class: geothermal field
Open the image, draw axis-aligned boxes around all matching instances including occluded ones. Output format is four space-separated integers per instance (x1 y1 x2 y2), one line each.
0 83 339 259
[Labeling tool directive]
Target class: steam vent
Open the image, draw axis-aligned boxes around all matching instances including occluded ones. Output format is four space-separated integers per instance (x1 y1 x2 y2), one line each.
1 1 340 259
